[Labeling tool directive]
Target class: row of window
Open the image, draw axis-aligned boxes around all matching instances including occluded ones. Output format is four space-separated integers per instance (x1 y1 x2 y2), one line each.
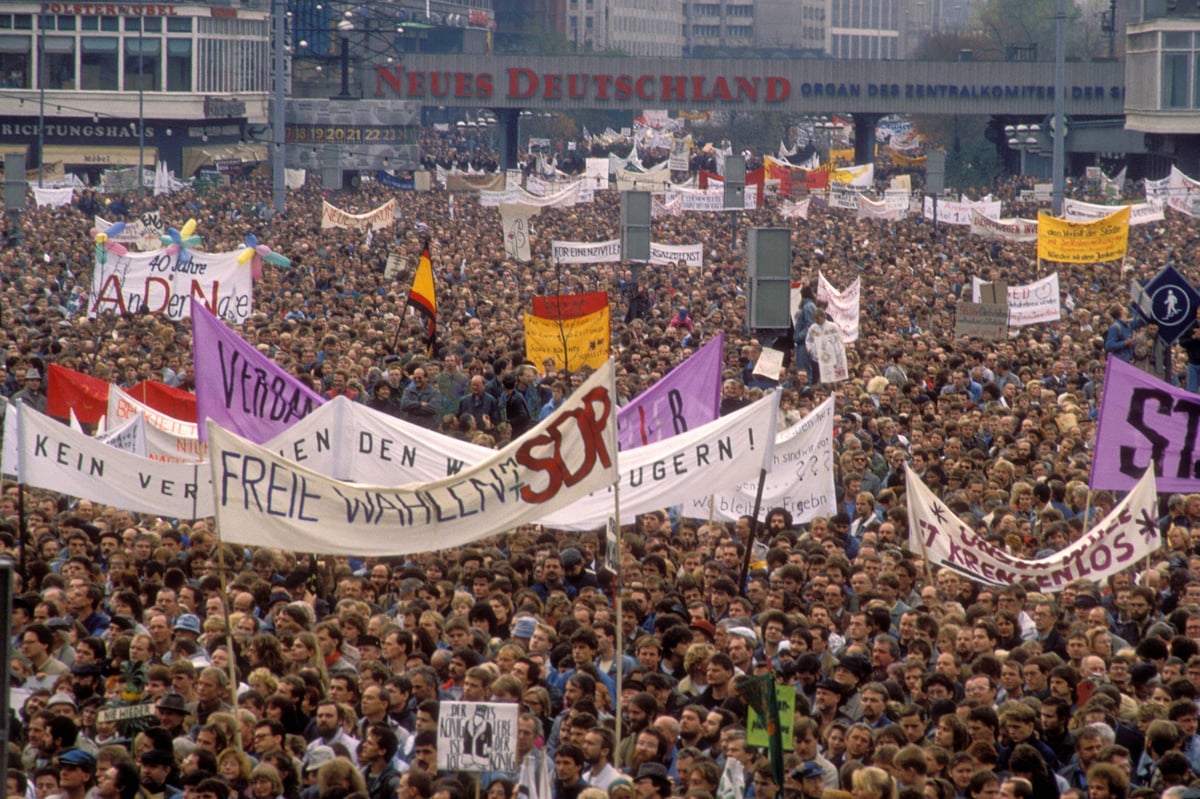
0 31 269 93
831 0 899 32
830 32 898 58
0 35 192 91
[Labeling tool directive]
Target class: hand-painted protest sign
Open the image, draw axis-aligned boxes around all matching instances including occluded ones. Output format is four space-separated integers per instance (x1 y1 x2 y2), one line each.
551 240 621 265
524 306 610 372
1037 206 1130 263
109 386 205 462
95 213 165 251
649 242 703 266
1093 355 1200 491
817 272 860 343
258 385 777 531
91 248 253 324
18 405 211 518
617 334 722 450
192 301 324 443
971 274 1060 327
690 397 834 524
747 684 795 751
908 464 1158 590
1063 198 1163 226
923 196 1002 225
500 203 539 262
437 703 519 773
955 302 1009 340
968 210 1038 242
97 412 149 456
320 199 397 231
208 364 618 555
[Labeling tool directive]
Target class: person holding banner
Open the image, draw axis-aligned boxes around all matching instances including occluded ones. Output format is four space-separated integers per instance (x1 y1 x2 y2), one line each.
792 285 818 382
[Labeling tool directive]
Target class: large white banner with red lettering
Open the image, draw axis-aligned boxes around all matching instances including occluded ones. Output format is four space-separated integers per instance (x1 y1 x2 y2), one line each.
208 364 619 555
108 385 207 463
91 248 253 324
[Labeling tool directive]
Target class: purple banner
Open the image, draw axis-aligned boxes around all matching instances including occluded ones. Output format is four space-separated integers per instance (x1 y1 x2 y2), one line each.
617 333 723 450
1093 353 1198 491
192 299 326 443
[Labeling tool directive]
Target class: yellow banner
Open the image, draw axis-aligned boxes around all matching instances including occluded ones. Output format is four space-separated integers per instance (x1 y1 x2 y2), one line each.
829 147 855 164
889 149 928 167
1037 206 1130 263
525 305 611 372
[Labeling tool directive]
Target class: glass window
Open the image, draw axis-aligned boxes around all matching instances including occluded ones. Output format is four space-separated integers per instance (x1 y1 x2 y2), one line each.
14 15 33 30
43 36 74 89
1162 51 1190 108
81 36 118 89
56 15 75 31
38 14 53 30
81 16 98 31
167 38 191 92
144 17 161 32
0 34 30 88
1164 31 1190 48
167 17 192 32
125 37 161 91
100 16 119 31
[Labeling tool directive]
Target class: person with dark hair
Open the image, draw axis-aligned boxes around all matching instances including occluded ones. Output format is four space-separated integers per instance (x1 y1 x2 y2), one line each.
360 724 401 799
551 743 588 799
96 762 142 799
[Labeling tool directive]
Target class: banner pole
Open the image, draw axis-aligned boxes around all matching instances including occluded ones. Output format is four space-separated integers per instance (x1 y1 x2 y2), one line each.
207 421 243 749
739 471 767 596
609 363 624 770
905 467 937 591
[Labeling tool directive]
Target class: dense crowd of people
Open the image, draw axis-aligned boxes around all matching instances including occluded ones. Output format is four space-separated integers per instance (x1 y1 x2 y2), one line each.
1 131 1199 799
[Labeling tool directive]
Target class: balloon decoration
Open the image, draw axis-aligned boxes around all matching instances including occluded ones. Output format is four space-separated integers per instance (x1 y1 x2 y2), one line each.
159 218 202 265
90 221 128 264
237 233 291 280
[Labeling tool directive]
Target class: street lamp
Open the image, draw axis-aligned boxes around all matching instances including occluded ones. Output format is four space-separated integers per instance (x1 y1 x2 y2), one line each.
1005 123 1042 177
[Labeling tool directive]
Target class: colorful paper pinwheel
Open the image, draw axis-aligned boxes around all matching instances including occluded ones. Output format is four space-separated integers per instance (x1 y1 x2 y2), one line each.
159 218 202 264
237 233 291 280
90 221 128 264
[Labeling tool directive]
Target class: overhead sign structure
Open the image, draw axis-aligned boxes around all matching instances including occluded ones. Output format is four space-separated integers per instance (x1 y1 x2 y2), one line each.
1131 264 1200 346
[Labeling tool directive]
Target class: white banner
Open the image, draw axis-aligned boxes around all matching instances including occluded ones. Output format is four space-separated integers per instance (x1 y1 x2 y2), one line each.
829 184 866 211
209 365 618 554
923 196 1002 225
19 405 210 518
1062 198 1164 226
669 136 691 171
500 203 539 262
260 387 778 531
780 199 810 220
816 272 860 344
831 163 874 187
674 185 758 212
481 181 584 209
107 386 206 462
584 159 609 190
90 248 254 324
616 163 672 192
550 240 621 265
908 465 1159 591
856 195 905 221
31 186 74 207
320 199 397 231
690 397 835 524
652 194 682 218
972 274 1060 327
649 242 703 266
969 210 1039 242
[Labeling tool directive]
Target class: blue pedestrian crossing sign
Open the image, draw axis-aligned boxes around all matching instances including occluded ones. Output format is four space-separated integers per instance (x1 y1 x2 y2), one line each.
1132 264 1200 345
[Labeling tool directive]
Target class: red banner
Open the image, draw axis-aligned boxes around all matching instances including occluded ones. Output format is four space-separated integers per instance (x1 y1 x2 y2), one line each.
532 292 609 320
46 364 109 424
46 364 196 425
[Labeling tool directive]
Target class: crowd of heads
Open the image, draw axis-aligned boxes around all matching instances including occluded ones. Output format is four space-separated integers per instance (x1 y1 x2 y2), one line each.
2 129 1200 799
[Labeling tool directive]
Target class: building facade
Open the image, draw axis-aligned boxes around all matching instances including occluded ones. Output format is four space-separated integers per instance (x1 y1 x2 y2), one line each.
0 1 271 179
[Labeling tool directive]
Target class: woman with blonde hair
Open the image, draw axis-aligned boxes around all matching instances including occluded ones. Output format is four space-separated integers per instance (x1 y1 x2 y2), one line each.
218 748 254 799
850 766 897 799
315 757 367 799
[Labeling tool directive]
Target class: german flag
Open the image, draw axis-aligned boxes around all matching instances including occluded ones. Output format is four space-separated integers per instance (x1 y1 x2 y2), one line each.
406 241 437 354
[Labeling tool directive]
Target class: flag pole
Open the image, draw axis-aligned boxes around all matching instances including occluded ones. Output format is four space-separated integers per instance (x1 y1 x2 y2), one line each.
738 391 780 595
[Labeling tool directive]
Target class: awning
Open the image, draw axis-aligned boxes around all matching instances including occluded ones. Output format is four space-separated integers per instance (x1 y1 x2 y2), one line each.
182 143 267 177
42 145 156 167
